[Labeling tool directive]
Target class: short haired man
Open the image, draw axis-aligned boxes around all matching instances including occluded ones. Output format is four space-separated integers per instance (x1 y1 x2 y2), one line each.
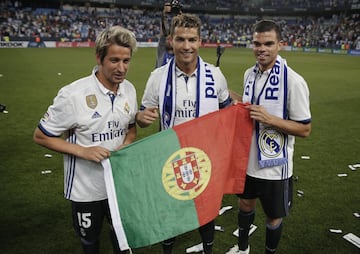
227 20 311 254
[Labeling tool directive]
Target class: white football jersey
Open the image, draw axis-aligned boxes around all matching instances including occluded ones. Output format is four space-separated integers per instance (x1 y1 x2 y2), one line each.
141 63 230 126
38 67 138 201
244 65 311 180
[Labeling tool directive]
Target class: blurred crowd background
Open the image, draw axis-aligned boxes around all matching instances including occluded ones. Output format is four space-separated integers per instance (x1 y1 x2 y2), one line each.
1 0 359 49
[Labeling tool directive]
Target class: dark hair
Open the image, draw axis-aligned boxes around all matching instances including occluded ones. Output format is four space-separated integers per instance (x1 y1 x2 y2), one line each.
254 20 282 41
170 14 201 37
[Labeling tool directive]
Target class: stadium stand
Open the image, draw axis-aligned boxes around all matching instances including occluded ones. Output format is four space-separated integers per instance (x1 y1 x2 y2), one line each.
1 0 359 49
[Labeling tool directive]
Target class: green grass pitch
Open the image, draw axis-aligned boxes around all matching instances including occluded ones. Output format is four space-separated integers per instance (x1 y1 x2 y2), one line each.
0 47 359 253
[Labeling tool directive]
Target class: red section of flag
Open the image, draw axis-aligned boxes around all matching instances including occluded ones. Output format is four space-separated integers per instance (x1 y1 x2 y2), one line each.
173 104 253 225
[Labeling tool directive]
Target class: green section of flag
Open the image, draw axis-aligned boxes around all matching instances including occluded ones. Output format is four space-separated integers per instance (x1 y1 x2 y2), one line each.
109 129 199 248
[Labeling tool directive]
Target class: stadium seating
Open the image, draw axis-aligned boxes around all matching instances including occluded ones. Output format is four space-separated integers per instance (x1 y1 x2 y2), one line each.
1 0 359 49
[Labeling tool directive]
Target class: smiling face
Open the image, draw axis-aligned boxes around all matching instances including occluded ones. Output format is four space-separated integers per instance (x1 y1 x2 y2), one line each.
96 44 131 92
169 14 202 74
252 28 283 71
170 26 201 73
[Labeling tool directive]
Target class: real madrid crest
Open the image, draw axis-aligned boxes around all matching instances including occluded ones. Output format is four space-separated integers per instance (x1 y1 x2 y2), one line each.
86 94 98 109
124 102 130 114
162 147 211 200
259 127 285 158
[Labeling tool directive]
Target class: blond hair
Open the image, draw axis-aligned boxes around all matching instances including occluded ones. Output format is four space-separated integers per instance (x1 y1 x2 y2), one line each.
95 26 137 63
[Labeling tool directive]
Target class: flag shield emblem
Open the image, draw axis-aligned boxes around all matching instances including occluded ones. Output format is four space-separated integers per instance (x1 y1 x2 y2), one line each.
172 152 200 190
162 147 211 201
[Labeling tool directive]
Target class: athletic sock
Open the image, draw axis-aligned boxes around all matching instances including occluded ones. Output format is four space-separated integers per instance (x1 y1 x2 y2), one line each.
238 209 255 251
199 220 215 254
162 237 176 254
265 220 283 254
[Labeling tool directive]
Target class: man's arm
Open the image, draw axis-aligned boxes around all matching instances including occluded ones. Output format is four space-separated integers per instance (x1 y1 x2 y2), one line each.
156 3 172 68
229 89 242 104
136 107 159 128
246 104 311 137
33 127 111 162
116 123 137 150
161 3 172 37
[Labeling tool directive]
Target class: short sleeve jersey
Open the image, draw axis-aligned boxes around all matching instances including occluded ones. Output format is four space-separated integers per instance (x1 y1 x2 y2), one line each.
244 65 311 180
38 67 138 202
141 63 230 126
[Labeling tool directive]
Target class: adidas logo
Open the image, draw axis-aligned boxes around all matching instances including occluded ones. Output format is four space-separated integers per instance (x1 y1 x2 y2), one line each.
91 111 102 119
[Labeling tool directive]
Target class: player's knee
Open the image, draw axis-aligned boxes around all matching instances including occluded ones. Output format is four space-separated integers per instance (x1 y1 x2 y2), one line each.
239 198 256 212
266 217 283 228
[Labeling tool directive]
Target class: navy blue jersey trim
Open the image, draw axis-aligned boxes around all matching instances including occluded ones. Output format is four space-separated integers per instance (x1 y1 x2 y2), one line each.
219 95 232 109
38 123 60 137
295 118 311 124
65 129 76 200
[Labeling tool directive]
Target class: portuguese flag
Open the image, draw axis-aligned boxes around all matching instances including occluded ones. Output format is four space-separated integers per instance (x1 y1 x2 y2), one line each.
102 103 253 250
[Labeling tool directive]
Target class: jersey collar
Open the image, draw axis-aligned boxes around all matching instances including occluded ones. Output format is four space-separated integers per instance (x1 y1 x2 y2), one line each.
92 66 123 96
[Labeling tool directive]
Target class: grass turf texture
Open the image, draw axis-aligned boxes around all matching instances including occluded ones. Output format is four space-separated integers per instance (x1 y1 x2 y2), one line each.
0 47 359 254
